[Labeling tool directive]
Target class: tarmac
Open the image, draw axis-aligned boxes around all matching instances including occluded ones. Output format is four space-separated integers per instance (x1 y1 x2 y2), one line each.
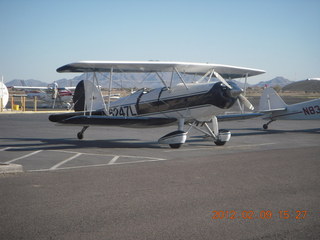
0 111 319 239
0 110 70 174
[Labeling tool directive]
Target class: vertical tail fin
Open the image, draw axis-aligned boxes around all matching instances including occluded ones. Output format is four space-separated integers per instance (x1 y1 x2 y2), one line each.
73 80 106 112
259 88 287 111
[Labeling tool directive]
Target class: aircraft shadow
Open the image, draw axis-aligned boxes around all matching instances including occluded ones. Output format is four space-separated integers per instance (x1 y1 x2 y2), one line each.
228 127 320 137
189 127 320 140
0 137 162 152
1 128 319 152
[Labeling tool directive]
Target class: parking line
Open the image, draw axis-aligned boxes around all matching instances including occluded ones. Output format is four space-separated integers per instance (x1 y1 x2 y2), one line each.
30 157 170 172
49 149 166 161
5 150 43 163
0 147 11 151
50 153 82 170
108 156 120 165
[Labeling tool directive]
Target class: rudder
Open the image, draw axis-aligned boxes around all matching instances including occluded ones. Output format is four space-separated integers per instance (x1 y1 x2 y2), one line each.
73 80 106 112
259 88 287 111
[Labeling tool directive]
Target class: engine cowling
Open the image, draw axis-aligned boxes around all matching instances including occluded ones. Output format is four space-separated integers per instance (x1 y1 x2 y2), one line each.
208 81 243 109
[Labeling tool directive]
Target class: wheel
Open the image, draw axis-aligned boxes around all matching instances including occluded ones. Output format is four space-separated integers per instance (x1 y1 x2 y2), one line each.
169 143 182 149
214 140 226 146
263 124 268 130
77 132 83 140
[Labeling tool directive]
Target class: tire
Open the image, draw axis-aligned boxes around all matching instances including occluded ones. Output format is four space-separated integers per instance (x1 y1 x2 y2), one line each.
214 140 226 146
77 132 83 140
169 143 182 149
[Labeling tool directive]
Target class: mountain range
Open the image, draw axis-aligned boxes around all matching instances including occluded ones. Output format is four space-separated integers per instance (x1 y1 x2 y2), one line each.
5 74 318 90
282 79 320 92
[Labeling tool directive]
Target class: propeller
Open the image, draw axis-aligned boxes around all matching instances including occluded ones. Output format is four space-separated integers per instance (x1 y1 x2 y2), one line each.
238 94 254 111
213 70 254 111
213 70 233 89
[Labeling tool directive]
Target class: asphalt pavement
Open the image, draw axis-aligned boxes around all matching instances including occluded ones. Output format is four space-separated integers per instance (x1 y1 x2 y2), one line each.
0 112 319 239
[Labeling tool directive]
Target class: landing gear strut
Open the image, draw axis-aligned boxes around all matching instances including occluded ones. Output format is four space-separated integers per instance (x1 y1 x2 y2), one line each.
158 119 187 148
77 126 89 140
188 116 231 146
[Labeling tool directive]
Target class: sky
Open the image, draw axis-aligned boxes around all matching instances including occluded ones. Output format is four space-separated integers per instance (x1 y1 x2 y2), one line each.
0 0 319 84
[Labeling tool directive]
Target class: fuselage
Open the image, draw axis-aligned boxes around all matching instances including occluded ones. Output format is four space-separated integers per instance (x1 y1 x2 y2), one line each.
49 81 242 126
267 98 320 120
108 81 238 122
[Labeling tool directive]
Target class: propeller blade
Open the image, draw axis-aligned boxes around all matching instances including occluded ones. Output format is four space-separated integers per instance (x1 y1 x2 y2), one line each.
238 94 254 110
213 70 233 89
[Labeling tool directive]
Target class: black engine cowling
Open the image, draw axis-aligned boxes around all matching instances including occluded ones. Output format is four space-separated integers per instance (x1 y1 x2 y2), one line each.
208 82 239 109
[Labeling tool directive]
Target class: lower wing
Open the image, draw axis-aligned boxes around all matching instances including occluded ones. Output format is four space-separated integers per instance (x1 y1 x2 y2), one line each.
50 113 177 128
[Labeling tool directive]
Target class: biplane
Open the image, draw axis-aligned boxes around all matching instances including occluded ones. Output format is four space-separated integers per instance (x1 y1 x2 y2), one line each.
13 82 75 109
49 61 265 148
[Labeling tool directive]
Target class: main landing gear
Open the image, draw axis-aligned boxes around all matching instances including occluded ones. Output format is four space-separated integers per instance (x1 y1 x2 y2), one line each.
158 117 231 149
77 126 89 140
188 117 231 147
158 119 187 149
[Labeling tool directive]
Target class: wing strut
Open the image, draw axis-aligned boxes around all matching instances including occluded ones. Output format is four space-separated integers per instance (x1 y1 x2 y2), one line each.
155 72 169 89
174 67 189 89
107 67 114 115
90 73 97 115
196 69 212 83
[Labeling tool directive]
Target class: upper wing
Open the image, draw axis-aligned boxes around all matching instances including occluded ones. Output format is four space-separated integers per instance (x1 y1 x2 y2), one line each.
57 61 265 79
64 87 76 90
13 86 75 91
13 86 48 90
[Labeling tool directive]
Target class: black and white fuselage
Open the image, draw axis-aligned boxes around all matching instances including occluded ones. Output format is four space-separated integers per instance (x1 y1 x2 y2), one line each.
109 81 238 123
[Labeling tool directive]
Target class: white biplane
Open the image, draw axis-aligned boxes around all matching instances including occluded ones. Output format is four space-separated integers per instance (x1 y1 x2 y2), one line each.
259 87 320 129
49 61 265 148
13 82 75 109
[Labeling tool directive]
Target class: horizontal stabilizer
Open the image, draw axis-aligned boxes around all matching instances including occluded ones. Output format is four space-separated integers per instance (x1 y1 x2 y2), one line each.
48 110 105 122
259 108 286 113
217 113 263 121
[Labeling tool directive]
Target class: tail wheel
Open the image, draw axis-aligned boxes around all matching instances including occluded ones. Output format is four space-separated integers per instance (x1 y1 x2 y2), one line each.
77 126 89 140
77 132 83 140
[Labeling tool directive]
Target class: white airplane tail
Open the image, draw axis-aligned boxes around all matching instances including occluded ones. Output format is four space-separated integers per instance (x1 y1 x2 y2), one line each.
73 80 106 112
259 88 287 112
